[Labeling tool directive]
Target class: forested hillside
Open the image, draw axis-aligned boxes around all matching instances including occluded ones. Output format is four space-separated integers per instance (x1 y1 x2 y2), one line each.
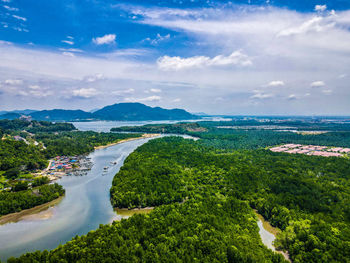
35 131 141 157
113 121 350 150
0 140 47 171
0 183 65 217
12 137 350 262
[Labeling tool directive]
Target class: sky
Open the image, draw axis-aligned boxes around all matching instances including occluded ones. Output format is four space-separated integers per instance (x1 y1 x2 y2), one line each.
0 0 349 115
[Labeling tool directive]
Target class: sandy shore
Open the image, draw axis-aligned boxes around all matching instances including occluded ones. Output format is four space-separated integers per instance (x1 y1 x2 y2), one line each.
94 134 160 150
254 210 290 262
0 196 63 225
114 207 154 218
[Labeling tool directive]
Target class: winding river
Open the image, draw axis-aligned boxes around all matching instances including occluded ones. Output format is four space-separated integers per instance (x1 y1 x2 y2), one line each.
0 136 157 261
0 120 283 261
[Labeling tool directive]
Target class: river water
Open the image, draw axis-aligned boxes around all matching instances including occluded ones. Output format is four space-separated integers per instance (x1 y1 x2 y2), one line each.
70 117 230 132
0 136 157 261
0 120 272 261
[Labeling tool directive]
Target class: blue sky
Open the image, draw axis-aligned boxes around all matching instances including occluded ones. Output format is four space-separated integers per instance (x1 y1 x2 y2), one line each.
0 0 350 115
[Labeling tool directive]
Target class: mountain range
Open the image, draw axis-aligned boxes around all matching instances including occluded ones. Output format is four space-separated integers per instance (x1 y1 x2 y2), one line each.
0 103 199 122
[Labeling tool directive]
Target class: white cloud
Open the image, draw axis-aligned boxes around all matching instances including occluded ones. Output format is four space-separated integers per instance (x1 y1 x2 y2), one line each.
61 40 74 45
28 85 40 90
62 52 75 57
1 5 350 114
150 88 161 93
3 5 18 11
112 88 135 96
158 50 252 71
287 94 297 100
92 34 116 45
12 15 26 21
250 91 274 99
117 4 200 20
4 79 23 85
322 89 332 95
0 40 12 45
72 88 99 98
172 98 181 102
66 36 74 39
125 95 161 102
310 81 325 87
83 73 104 82
265 80 285 87
59 48 83 53
28 88 53 98
143 33 170 45
277 16 334 37
13 26 29 32
315 5 327 12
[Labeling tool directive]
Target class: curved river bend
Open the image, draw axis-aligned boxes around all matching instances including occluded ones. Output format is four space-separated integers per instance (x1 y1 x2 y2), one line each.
0 137 156 261
0 120 281 261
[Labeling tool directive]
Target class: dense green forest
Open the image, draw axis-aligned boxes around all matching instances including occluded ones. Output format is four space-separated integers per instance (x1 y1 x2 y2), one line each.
110 137 349 262
12 137 350 262
111 122 205 134
0 140 47 171
0 183 65 216
0 119 75 133
113 121 350 150
35 131 141 157
10 194 285 262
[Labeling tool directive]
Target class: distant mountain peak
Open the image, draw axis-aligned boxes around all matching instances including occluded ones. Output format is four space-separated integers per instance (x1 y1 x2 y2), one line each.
1 102 198 122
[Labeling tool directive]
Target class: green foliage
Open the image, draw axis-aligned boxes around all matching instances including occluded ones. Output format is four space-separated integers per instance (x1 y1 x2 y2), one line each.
12 181 29 192
196 129 350 150
111 122 205 134
35 131 141 157
0 140 47 172
0 183 65 216
32 176 50 187
10 197 285 263
115 121 350 150
3 168 20 179
109 137 350 262
8 123 350 262
0 119 75 133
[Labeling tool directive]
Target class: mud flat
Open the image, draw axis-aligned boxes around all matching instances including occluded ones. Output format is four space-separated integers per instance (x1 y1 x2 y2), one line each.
115 207 154 218
255 211 290 262
94 134 160 150
0 196 63 225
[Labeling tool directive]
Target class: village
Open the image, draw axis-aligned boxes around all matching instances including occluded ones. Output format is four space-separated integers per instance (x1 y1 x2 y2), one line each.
41 155 93 181
270 143 350 157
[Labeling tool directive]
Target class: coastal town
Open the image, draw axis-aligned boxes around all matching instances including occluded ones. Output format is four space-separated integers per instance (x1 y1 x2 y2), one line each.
270 144 350 157
42 155 93 181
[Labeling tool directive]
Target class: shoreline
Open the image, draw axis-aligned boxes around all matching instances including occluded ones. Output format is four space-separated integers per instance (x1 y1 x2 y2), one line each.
254 210 290 262
0 136 159 225
114 207 154 218
94 133 160 150
0 196 64 225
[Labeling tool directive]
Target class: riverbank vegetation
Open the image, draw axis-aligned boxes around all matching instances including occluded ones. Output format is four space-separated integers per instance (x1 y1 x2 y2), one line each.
0 120 141 183
0 183 64 217
34 131 142 157
11 135 350 262
113 121 350 150
0 140 47 172
10 195 285 263
0 119 75 133
111 137 349 262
